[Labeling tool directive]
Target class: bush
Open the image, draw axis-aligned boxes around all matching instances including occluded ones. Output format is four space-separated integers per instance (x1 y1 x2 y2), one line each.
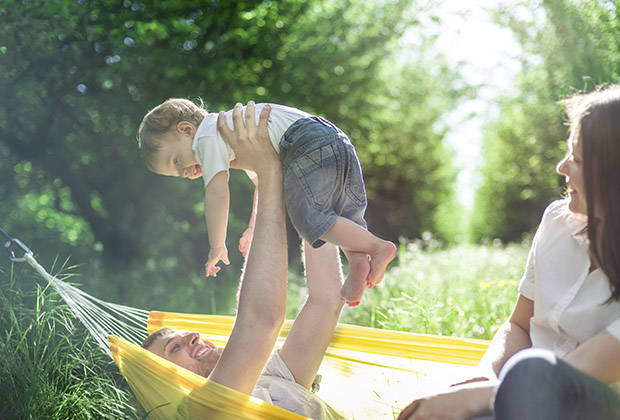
472 0 620 241
344 239 529 339
288 239 530 340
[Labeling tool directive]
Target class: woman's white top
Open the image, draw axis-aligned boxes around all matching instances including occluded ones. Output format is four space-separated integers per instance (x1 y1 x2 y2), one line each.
519 199 620 386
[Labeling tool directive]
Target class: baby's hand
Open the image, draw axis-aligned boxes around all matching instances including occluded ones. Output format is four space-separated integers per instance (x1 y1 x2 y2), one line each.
205 245 230 277
238 226 255 258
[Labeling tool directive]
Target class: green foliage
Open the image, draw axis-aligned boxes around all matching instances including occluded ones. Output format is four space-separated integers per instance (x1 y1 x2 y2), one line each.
1 0 465 311
288 238 530 340
472 0 620 241
0 263 139 419
0 242 527 418
350 55 469 242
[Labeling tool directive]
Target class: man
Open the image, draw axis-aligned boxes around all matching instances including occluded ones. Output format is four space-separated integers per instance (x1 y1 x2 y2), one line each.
142 102 345 419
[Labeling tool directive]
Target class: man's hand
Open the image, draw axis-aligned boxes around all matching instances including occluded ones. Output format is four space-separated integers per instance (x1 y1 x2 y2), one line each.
239 226 254 258
217 101 278 175
205 245 230 277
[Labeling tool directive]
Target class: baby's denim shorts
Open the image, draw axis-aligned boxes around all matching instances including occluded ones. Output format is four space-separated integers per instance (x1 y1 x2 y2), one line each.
279 116 367 248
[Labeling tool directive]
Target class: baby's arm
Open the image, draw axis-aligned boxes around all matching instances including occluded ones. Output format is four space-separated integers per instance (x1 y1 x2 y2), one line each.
204 170 231 277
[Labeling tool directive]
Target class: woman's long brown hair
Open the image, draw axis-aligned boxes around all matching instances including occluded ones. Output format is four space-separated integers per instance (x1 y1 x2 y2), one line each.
562 86 620 302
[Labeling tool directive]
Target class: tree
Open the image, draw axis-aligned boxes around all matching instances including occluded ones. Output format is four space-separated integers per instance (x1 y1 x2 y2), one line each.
472 0 620 241
1 0 465 311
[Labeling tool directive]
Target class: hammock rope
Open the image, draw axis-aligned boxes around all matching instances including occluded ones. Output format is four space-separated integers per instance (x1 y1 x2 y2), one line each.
23 252 149 357
3 227 489 419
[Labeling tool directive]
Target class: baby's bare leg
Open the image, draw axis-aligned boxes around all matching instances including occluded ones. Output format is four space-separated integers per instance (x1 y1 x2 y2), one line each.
340 250 370 306
321 216 396 304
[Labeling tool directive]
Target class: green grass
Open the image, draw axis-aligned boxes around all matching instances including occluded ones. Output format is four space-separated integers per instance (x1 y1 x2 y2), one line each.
288 237 531 341
0 263 140 420
1 239 530 418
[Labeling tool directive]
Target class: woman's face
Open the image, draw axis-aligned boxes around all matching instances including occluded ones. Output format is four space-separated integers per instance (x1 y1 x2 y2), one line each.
556 133 587 215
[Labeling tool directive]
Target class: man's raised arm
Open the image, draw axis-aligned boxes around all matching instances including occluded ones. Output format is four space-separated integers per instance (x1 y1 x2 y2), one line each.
208 102 288 393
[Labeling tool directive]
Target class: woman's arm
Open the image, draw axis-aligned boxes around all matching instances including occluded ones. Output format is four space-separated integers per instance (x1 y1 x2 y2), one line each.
564 330 620 384
399 295 533 419
480 294 533 377
454 294 533 386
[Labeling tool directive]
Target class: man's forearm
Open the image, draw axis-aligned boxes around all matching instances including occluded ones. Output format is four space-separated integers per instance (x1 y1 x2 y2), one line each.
248 184 258 228
208 100 286 393
237 166 286 322
209 165 286 393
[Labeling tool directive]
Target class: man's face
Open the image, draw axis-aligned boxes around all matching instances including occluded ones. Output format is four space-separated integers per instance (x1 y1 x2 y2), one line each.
146 330 223 377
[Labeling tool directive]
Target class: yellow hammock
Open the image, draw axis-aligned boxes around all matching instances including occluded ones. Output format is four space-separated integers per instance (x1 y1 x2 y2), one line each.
109 311 489 420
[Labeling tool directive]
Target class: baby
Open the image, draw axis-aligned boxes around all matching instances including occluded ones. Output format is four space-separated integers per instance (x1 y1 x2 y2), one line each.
137 99 396 305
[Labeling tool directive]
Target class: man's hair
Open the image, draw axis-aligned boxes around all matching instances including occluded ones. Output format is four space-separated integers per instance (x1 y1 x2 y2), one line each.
136 98 208 161
141 327 175 350
560 85 620 302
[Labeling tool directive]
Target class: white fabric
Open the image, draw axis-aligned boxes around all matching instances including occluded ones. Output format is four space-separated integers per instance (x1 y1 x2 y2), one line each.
518 199 620 389
609 317 620 340
192 103 310 187
252 351 344 420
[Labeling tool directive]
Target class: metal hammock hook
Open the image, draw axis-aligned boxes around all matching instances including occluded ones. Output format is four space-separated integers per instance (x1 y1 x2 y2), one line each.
1 227 33 263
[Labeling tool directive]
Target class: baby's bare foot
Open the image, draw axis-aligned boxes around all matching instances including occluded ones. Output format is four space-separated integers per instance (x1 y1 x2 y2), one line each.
341 252 370 306
367 241 397 287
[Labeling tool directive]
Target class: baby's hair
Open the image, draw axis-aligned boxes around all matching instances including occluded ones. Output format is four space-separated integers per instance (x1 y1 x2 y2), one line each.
136 98 208 158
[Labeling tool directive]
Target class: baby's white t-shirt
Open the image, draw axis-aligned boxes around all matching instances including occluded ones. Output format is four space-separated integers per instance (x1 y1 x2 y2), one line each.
192 103 310 187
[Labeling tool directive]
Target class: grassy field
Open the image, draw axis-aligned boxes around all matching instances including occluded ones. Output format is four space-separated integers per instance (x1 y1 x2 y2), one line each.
0 264 138 420
1 239 530 418
288 237 531 341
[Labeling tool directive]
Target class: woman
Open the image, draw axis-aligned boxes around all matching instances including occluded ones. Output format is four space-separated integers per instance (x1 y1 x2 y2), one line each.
399 87 620 419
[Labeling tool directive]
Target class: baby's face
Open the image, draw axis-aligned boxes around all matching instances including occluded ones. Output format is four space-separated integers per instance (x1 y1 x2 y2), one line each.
149 128 202 179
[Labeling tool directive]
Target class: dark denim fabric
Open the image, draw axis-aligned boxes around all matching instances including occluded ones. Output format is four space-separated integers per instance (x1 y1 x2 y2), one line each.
472 348 620 420
279 116 367 248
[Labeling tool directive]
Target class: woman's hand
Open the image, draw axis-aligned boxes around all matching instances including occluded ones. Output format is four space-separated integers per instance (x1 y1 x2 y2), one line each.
217 101 278 175
398 383 495 420
450 376 490 387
